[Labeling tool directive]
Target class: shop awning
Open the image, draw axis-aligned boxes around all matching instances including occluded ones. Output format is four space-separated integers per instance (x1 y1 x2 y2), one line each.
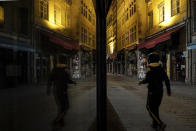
41 31 79 51
138 25 184 49
109 52 117 59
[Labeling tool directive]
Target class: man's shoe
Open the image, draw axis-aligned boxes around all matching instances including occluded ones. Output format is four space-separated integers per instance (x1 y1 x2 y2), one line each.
151 123 158 129
157 123 166 131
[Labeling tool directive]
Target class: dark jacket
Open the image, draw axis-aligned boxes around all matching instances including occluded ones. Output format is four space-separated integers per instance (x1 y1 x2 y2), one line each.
47 64 75 96
140 63 171 94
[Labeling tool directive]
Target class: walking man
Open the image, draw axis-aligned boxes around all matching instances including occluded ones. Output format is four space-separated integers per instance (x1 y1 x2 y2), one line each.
47 61 76 129
139 52 171 131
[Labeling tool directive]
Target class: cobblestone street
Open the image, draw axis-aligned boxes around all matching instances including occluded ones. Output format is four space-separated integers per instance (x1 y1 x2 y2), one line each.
0 75 196 131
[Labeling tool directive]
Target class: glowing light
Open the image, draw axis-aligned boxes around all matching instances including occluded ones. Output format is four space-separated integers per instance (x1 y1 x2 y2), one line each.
109 41 114 54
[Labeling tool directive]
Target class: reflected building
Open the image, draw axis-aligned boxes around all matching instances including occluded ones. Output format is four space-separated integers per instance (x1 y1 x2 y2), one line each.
115 0 146 77
32 0 96 82
0 0 33 87
187 0 196 86
0 0 96 86
106 0 117 74
114 0 193 84
138 0 187 83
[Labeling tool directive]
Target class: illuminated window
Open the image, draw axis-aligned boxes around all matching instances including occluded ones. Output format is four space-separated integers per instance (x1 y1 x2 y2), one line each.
81 1 83 14
0 5 4 25
40 0 48 20
85 5 87 18
89 32 92 46
126 32 129 45
126 8 129 20
133 25 136 41
54 5 61 25
84 28 87 43
148 11 153 29
129 1 136 17
122 34 125 47
129 25 137 43
88 9 91 22
171 0 180 16
193 1 196 32
158 2 164 23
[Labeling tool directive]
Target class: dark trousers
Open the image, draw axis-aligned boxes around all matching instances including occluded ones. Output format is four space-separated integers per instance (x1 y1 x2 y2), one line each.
146 91 163 127
54 92 69 124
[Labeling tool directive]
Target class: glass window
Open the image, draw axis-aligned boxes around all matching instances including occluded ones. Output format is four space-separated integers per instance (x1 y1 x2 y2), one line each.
158 2 164 23
148 11 153 29
171 0 180 16
40 0 48 20
54 5 61 25
194 1 196 32
126 32 129 45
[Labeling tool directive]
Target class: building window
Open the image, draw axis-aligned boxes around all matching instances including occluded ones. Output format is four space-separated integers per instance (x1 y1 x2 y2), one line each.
148 11 153 29
126 32 129 45
0 5 4 26
84 28 87 43
193 1 196 32
40 0 48 20
129 1 136 18
133 25 136 41
88 9 91 22
130 25 137 43
81 27 84 43
122 34 125 47
89 32 92 46
158 2 164 23
126 8 129 21
19 8 28 35
171 0 180 16
81 0 83 14
54 5 61 25
92 35 95 48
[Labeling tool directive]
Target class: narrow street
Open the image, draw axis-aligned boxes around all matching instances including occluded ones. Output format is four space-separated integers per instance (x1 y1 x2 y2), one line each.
0 75 196 131
107 75 196 131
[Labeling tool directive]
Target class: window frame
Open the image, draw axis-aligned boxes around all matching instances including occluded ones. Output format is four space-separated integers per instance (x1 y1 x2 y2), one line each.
148 11 153 30
193 1 196 33
40 0 48 20
158 2 165 23
171 0 180 17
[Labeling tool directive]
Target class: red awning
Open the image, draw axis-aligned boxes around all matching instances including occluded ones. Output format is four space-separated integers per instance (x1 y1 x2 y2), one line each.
41 31 79 50
138 25 184 49
109 52 117 59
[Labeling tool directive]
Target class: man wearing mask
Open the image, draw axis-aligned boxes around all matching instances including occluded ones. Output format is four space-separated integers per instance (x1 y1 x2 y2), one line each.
139 52 171 131
47 59 76 130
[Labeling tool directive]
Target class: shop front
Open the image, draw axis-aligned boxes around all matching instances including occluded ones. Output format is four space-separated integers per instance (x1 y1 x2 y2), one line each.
0 36 34 88
138 24 186 82
126 49 137 77
37 29 79 82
